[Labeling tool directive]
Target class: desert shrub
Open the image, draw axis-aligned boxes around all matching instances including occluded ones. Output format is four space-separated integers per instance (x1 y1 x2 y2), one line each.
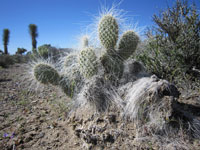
12 55 30 63
38 44 64 61
38 44 50 59
16 48 27 55
0 55 14 68
0 53 31 68
137 0 200 83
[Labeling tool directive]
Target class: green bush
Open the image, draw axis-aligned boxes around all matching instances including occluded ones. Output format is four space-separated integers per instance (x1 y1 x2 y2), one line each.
38 44 62 61
0 54 30 68
16 48 27 55
38 44 50 59
137 0 200 82
0 55 14 68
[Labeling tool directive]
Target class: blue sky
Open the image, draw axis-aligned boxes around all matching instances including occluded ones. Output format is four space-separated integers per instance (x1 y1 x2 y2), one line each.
0 0 199 54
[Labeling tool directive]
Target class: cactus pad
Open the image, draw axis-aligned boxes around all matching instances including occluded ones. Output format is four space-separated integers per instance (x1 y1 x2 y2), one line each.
34 63 59 85
98 15 119 50
79 47 98 79
118 30 139 60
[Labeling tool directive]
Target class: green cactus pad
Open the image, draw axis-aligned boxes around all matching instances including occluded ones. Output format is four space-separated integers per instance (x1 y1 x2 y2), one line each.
98 15 119 50
79 47 98 79
118 30 139 60
34 63 60 85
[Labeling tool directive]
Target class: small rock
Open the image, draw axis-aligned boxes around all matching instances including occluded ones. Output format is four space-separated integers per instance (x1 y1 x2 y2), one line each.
102 133 115 143
106 114 116 123
56 132 60 138
37 132 45 139
24 136 33 143
96 118 104 123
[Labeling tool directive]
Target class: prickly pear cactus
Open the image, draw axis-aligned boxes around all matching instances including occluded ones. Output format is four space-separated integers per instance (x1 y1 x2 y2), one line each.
78 47 98 79
98 15 119 50
98 14 140 84
31 10 140 100
34 63 60 85
118 30 139 60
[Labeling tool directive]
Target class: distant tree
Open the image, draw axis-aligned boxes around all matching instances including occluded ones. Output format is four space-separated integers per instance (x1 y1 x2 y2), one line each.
3 29 10 55
29 24 38 54
16 48 27 55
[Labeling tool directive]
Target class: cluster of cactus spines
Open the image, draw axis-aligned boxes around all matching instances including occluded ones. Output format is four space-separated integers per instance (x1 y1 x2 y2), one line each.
34 63 60 86
98 15 119 50
78 47 98 79
118 30 139 60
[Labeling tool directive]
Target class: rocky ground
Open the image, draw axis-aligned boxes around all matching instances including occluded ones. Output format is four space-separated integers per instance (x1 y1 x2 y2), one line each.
0 64 200 150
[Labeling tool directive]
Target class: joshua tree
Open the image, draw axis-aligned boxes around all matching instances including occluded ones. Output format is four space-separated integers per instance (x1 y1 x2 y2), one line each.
29 24 38 54
3 29 10 55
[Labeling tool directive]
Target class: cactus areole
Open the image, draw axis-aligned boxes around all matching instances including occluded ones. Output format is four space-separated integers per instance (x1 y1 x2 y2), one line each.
98 15 119 50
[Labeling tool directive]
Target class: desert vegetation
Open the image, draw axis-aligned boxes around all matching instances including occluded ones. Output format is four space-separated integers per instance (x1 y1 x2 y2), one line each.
137 0 200 85
0 0 200 149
